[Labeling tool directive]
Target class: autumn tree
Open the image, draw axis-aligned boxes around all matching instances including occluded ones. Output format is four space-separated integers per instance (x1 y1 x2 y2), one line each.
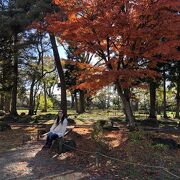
43 0 180 128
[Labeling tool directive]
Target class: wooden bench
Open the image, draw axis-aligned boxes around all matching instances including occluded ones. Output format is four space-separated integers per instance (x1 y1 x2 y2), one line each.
50 128 74 153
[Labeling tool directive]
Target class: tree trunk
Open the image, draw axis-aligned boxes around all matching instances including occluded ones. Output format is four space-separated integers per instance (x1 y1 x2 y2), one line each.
43 82 47 112
107 86 110 109
4 93 11 113
33 82 41 114
71 92 75 109
28 78 35 115
79 90 85 113
163 67 168 118
0 94 4 110
175 72 180 119
74 91 79 113
10 34 18 116
49 34 67 116
115 83 135 128
149 81 157 120
86 97 92 110
34 93 41 115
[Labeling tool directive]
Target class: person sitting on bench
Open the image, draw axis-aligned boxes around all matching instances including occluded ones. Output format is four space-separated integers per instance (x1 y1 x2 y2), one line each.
43 110 68 148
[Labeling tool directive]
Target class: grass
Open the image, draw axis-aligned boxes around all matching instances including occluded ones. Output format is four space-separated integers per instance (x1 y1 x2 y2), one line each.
16 109 179 126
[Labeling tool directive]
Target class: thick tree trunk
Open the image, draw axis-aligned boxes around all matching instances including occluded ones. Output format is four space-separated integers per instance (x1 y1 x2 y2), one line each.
28 78 35 115
149 81 157 120
175 76 180 119
79 90 85 113
115 83 135 128
4 93 11 113
49 34 67 116
10 34 18 116
0 94 4 110
163 67 168 118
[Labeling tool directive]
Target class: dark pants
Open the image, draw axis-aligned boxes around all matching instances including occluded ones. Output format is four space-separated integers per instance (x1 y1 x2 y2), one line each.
45 132 59 148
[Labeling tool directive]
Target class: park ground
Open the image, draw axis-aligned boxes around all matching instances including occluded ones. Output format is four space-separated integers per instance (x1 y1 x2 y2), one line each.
0 110 180 180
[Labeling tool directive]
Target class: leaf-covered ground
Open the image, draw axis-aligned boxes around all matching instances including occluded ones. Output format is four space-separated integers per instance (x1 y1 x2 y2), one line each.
0 123 180 179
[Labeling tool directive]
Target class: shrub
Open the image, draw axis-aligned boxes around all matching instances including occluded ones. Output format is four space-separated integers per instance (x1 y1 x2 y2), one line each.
39 95 53 110
91 122 109 153
128 129 149 142
91 121 103 141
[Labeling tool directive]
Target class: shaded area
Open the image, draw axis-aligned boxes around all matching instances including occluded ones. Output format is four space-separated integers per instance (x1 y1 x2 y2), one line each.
0 141 90 180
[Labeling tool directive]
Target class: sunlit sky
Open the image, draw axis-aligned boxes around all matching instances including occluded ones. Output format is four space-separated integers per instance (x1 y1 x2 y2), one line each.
58 45 67 59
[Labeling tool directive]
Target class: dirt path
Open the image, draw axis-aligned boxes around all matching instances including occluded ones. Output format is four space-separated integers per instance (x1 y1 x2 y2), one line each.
0 141 90 180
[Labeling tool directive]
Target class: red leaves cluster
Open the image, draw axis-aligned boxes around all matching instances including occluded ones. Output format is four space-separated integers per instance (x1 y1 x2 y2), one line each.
41 0 180 92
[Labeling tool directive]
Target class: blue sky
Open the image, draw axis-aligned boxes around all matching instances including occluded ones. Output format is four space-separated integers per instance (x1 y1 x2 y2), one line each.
58 45 67 59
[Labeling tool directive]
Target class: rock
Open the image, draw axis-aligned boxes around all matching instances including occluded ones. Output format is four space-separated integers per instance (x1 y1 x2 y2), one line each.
67 118 76 125
62 139 76 153
141 119 159 127
20 112 26 116
22 134 32 144
0 110 6 116
0 121 11 131
103 126 119 131
1 115 19 122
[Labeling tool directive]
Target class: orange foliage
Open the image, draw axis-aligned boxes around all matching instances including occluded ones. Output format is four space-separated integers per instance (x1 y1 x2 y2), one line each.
40 0 180 93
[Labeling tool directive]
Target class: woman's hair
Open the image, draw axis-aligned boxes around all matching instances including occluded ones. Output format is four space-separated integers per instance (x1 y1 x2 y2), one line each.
56 111 66 125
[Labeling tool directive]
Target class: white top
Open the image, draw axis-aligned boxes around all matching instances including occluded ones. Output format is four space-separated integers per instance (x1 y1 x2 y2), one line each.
49 118 68 137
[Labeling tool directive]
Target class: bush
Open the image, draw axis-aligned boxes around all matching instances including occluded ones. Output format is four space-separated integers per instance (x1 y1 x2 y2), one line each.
39 95 53 110
67 118 76 125
91 122 109 153
153 143 169 151
91 121 103 141
128 129 150 142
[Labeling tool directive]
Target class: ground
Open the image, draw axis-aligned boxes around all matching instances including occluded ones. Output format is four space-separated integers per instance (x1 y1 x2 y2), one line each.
0 141 89 180
0 110 180 179
0 125 128 179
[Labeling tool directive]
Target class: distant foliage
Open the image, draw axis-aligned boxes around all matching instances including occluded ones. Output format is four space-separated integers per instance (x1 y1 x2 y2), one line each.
39 95 53 110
